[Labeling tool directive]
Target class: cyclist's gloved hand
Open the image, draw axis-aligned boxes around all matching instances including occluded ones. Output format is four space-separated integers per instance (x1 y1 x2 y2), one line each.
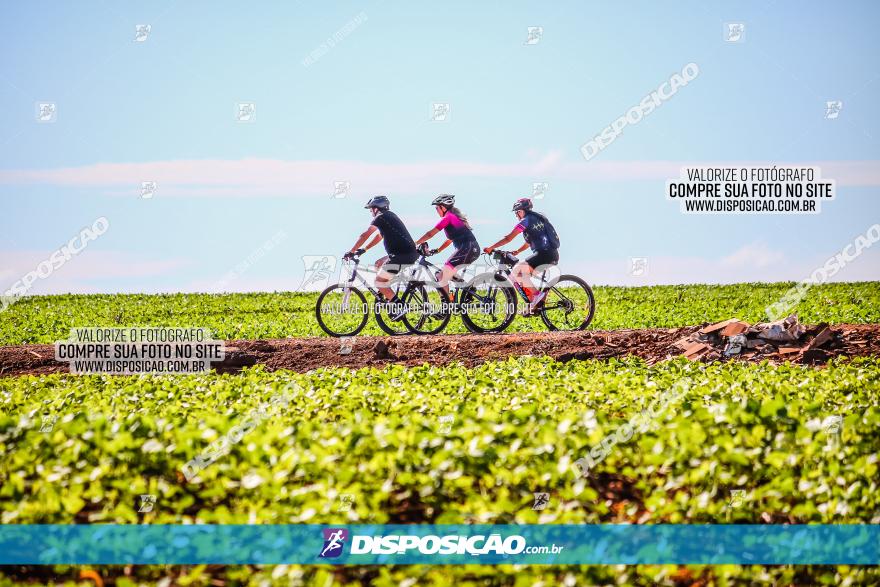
428 248 439 256
418 242 430 256
342 251 354 261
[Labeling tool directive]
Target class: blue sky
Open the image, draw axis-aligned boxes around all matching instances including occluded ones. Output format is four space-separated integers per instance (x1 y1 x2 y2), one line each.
1 0 878 294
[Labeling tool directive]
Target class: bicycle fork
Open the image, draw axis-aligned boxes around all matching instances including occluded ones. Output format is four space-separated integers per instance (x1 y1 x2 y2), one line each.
340 284 353 311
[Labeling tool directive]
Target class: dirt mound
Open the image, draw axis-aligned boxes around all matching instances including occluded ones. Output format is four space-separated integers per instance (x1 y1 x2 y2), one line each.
0 323 878 377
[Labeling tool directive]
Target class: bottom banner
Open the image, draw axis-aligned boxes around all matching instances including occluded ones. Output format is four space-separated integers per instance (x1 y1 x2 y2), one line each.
0 525 877 565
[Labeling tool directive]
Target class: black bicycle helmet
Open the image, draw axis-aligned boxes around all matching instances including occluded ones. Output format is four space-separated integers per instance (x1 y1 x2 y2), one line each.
431 194 455 208
364 195 390 210
512 197 533 212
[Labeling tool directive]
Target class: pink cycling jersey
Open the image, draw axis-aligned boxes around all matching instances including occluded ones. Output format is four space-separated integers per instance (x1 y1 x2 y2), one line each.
435 211 476 248
435 211 480 268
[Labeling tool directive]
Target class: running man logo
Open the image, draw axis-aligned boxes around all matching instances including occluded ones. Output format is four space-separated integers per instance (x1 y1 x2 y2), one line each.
141 181 157 199
337 494 355 512
728 489 746 509
524 26 543 45
532 492 550 511
318 528 349 559
438 414 455 434
824 100 843 120
532 181 548 200
332 180 351 199
36 102 57 123
630 257 648 277
40 415 57 433
300 255 338 290
724 23 745 43
138 494 157 513
0 295 17 313
822 414 843 435
134 24 151 42
431 102 450 122
236 102 256 123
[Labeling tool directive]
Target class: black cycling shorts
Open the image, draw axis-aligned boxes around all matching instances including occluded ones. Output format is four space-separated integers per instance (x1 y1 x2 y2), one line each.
382 252 419 274
446 240 481 268
525 248 559 269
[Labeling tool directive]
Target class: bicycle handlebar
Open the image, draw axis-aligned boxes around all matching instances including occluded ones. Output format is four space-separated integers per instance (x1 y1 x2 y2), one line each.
491 250 518 266
342 248 365 262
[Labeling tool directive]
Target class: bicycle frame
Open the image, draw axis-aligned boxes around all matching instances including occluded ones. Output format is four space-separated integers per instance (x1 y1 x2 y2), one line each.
482 252 582 315
341 258 380 295
339 255 444 305
413 256 471 296
486 254 551 299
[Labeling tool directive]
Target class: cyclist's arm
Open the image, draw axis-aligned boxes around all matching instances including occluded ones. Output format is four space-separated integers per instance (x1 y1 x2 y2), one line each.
415 227 441 245
512 241 530 255
349 225 379 253
484 228 520 253
363 231 383 251
436 239 452 253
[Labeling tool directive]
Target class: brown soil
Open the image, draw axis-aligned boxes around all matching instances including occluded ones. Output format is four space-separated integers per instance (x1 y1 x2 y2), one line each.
1 324 878 377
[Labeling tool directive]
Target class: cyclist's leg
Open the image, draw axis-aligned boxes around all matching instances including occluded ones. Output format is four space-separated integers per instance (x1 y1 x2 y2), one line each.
512 261 537 299
436 264 455 300
517 250 559 299
379 252 419 301
375 256 396 300
442 241 481 299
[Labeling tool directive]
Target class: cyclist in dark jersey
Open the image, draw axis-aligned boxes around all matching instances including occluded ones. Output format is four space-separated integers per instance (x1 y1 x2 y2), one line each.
345 195 418 302
484 197 560 314
414 194 481 301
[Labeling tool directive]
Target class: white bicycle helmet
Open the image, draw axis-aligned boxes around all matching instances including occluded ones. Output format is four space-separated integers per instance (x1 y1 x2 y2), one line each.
431 194 456 207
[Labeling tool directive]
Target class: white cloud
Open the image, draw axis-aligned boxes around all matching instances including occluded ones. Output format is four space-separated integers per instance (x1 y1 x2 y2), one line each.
1 156 877 198
0 250 190 295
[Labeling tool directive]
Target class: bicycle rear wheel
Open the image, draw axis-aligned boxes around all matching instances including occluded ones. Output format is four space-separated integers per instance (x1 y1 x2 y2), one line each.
459 273 517 333
315 284 370 337
402 284 451 335
539 275 595 331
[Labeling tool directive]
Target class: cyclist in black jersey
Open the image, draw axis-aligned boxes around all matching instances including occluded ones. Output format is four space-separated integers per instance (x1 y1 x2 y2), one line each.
345 195 418 303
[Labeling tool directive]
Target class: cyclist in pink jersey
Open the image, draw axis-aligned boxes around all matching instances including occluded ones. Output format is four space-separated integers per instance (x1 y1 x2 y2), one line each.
414 194 481 301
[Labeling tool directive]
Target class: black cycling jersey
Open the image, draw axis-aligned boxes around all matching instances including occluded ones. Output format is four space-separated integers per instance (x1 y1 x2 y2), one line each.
370 210 418 257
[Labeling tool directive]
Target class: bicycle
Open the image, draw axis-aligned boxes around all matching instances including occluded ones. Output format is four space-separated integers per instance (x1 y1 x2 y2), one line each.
402 246 500 335
458 250 596 332
315 250 449 337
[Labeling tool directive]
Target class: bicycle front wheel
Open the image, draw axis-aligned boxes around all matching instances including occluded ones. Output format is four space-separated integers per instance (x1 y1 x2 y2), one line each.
315 284 370 337
539 275 595 331
459 273 517 333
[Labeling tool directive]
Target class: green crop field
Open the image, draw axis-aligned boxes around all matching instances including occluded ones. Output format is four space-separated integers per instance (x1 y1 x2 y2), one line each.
1 282 879 585
2 356 879 585
1 281 879 344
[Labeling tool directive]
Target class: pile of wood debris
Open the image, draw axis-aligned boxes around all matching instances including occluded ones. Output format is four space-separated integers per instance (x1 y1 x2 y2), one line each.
674 315 838 364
